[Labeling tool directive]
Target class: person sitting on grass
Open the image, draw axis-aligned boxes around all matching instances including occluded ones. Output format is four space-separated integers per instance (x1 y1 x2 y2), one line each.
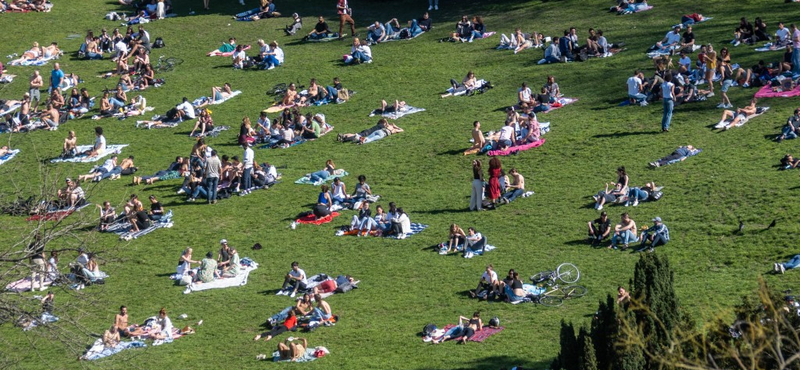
389 207 411 239
197 251 219 284
499 168 525 204
445 224 466 253
627 70 648 105
276 337 308 361
637 217 669 252
464 227 487 255
277 262 307 298
433 312 483 344
610 212 638 250
471 264 501 300
775 108 800 142
98 201 116 231
305 16 332 40
260 41 284 70
254 309 297 341
266 294 313 329
366 20 388 44
344 38 372 65
56 178 85 208
593 182 625 211
588 211 611 246
716 98 758 130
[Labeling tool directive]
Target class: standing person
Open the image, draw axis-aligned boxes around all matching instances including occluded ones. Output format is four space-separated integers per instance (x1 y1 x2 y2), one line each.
792 24 800 75
203 0 210 10
49 63 63 94
661 72 675 132
470 159 484 211
704 44 717 97
428 0 438 11
29 236 46 292
278 262 307 298
205 150 221 204
241 142 254 194
487 157 502 206
29 70 43 112
337 0 356 39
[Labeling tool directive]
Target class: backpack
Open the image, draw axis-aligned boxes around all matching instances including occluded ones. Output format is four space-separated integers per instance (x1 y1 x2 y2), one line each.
422 323 436 337
336 281 355 293
649 190 663 201
153 37 165 48
337 89 350 102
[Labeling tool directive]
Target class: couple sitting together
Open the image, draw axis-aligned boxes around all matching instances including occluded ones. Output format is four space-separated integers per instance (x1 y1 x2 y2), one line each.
339 202 412 239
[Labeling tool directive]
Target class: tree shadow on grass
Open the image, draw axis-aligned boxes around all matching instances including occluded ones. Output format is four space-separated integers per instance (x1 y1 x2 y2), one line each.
438 148 468 155
414 208 473 215
414 355 551 370
592 131 661 139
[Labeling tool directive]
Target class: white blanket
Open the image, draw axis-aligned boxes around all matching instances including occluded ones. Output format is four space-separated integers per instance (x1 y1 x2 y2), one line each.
183 260 258 294
0 103 21 116
49 144 128 163
0 149 20 166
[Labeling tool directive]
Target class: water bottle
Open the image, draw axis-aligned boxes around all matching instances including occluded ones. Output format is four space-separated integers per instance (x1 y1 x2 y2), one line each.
179 314 188 320
291 222 297 230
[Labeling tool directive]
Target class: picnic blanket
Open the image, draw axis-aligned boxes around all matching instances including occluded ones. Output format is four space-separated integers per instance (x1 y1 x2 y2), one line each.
49 144 128 163
487 138 546 156
105 210 174 240
8 54 59 67
446 79 488 96
541 97 577 113
207 45 251 57
192 91 242 107
296 212 340 225
82 339 146 361
183 258 258 294
713 107 770 129
388 223 428 239
0 103 21 116
260 123 334 149
437 325 504 342
647 44 701 58
755 42 787 52
754 84 800 98
5 275 55 292
0 149 20 165
26 203 91 222
369 105 425 119
0 74 16 83
270 347 329 362
381 30 426 43
190 125 229 138
307 33 345 42
619 5 653 14
437 242 497 258
294 170 348 185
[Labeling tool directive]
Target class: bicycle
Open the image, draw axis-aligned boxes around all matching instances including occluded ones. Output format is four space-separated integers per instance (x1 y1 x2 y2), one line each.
530 263 580 286
529 284 588 307
155 55 183 72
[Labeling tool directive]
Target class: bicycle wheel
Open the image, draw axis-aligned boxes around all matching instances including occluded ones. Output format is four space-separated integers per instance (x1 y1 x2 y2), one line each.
530 271 553 285
557 263 580 284
164 57 183 66
539 295 563 307
562 285 588 299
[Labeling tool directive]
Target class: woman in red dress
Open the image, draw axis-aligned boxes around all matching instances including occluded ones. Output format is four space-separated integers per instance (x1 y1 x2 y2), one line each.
487 157 502 205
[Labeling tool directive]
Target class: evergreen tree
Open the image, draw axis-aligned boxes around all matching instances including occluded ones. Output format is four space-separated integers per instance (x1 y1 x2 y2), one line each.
553 320 580 370
578 327 598 370
590 295 618 370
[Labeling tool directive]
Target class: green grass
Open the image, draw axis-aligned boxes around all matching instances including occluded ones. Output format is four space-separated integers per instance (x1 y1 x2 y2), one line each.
1 0 800 369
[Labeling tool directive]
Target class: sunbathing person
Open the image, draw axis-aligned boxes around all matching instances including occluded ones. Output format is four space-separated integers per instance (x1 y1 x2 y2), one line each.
10 42 43 65
445 224 466 253
500 168 525 203
61 131 77 158
344 38 372 65
612 0 649 14
234 0 276 21
337 119 403 144
188 109 214 137
133 156 185 184
276 337 308 361
610 212 638 250
207 38 237 56
594 182 625 211
433 312 483 344
312 184 333 220
254 310 297 341
715 98 758 130
441 71 478 98
267 294 314 328
56 178 85 208
78 155 119 182
372 99 408 116
649 145 698 167
115 306 146 337
776 109 800 142
625 181 657 206
463 121 486 155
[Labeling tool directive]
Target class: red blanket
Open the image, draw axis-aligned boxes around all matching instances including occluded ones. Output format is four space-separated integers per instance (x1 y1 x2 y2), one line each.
487 139 545 156
440 324 504 342
754 84 800 98
26 210 74 222
296 212 340 225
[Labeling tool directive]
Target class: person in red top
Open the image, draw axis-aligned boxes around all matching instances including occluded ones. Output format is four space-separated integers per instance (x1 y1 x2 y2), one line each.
337 0 356 39
487 157 502 205
254 310 297 341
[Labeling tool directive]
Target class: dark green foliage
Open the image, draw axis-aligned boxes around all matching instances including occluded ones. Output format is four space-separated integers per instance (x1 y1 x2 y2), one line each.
578 327 598 370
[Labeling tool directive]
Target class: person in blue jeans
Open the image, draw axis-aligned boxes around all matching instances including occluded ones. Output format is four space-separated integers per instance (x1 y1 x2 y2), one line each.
610 212 638 250
625 181 656 206
267 294 314 327
366 21 387 43
308 159 335 184
205 150 221 204
776 255 800 273
638 217 669 251
500 168 525 204
776 108 800 142
791 24 800 75
468 16 485 42
661 72 675 132
344 38 372 64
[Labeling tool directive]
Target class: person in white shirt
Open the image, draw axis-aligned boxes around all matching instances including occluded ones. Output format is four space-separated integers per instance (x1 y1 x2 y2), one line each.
464 227 487 254
661 73 675 132
497 121 515 149
175 97 196 121
677 51 692 75
279 262 307 298
390 207 411 239
472 264 500 299
345 38 372 64
263 41 284 70
657 26 682 49
775 22 790 47
83 126 106 158
78 155 118 182
114 39 128 60
518 82 532 105
241 142 254 193
627 70 646 104
232 45 247 69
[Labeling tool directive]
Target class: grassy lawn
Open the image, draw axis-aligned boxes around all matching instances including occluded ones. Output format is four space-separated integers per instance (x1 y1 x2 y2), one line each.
1 0 800 369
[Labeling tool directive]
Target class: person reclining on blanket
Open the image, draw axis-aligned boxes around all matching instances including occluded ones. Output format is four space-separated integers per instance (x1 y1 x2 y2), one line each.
255 310 297 341
773 253 800 274
9 42 43 65
56 178 85 208
234 0 276 21
133 156 185 184
594 182 625 211
588 211 611 246
366 20 388 44
650 26 682 53
611 0 649 14
344 38 372 65
716 98 758 130
313 275 356 295
625 181 657 206
207 38 237 57
649 145 697 167
338 119 403 144
433 312 483 344
638 217 669 251
776 109 800 142
374 99 408 115
77 155 120 182
276 337 308 361
266 294 314 328
277 262 307 298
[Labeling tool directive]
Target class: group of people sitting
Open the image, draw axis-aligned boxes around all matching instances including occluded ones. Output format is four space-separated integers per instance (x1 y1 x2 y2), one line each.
446 15 487 43
251 108 333 148
470 264 529 302
175 240 243 285
222 38 284 70
256 291 334 341
364 12 433 45
116 0 173 23
1 0 51 12
592 167 662 210
275 78 348 108
97 193 162 233
469 158 530 211
588 211 670 251
731 17 772 47
440 224 488 255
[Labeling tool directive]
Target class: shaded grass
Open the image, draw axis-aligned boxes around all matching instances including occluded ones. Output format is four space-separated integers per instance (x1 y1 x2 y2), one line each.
1 0 800 369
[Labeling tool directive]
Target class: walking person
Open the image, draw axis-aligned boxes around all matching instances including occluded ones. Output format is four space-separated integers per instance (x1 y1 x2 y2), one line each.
205 150 221 204
337 0 356 39
661 72 675 132
470 160 484 211
792 24 800 75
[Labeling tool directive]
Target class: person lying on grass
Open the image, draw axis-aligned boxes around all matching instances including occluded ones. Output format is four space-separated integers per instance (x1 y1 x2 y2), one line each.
611 0 649 14
234 0 277 21
77 156 120 182
779 154 800 170
776 109 800 142
625 181 657 206
715 98 757 130
336 118 403 144
649 146 697 167
433 312 483 344
207 37 237 56
277 337 308 361
441 71 481 98
133 156 185 185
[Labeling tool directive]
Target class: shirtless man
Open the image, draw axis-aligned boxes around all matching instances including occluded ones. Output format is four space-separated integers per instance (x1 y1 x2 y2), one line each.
41 103 59 130
16 93 32 130
62 131 77 158
717 98 758 130
463 121 486 155
29 71 43 112
114 305 145 337
312 294 333 322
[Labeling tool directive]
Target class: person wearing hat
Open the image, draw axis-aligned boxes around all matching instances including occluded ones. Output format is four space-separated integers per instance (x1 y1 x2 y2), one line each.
217 239 232 273
638 217 669 252
56 177 85 208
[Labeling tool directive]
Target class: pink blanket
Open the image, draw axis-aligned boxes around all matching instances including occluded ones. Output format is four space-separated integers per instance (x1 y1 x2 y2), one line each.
296 212 340 225
541 97 578 113
754 84 800 98
5 276 54 292
439 325 504 342
487 139 545 156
